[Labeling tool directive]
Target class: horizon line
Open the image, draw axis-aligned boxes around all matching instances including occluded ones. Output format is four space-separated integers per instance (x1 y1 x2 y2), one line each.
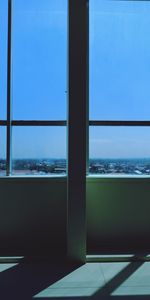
1 157 150 160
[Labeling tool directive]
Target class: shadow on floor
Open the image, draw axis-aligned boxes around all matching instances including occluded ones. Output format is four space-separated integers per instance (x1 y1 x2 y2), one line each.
0 257 78 299
0 255 150 299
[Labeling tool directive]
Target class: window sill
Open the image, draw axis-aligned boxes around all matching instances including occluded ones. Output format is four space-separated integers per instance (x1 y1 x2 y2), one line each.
86 174 150 182
0 175 67 182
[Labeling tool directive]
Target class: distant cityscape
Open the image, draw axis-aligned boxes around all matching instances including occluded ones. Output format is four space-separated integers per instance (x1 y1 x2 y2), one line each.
1 158 150 175
89 158 150 175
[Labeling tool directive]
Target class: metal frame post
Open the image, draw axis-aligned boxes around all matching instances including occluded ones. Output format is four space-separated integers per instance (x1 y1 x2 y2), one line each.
67 0 89 263
6 0 12 176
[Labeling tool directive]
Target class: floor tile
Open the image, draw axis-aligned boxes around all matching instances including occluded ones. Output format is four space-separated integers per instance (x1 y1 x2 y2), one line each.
116 262 150 287
46 263 105 289
111 285 150 296
100 262 130 284
34 287 99 298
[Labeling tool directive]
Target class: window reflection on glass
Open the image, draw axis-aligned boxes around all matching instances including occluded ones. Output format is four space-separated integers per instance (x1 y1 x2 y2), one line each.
90 1 150 120
89 127 150 176
0 0 8 120
12 126 66 175
0 127 6 176
12 0 67 120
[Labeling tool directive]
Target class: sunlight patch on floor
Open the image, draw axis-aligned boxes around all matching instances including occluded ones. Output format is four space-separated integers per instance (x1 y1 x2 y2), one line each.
34 263 105 298
0 263 18 272
112 286 150 296
34 287 100 298
111 262 150 296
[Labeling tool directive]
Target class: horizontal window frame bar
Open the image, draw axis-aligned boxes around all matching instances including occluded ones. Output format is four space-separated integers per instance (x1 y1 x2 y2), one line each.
12 120 67 126
0 120 67 126
1 120 150 126
89 121 150 126
0 121 7 125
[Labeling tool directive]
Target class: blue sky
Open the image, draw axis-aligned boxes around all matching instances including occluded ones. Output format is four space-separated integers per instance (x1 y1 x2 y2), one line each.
90 0 150 120
1 0 150 159
89 0 150 158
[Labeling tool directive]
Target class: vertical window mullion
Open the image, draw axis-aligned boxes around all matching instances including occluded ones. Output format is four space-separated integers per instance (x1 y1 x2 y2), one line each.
86 0 89 175
6 0 12 176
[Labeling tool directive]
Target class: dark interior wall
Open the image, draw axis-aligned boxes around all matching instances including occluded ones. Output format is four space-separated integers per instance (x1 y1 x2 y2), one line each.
0 177 67 257
0 177 150 256
87 177 150 254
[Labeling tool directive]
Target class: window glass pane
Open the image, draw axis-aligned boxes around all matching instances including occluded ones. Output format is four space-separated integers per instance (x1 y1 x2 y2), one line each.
89 127 150 176
12 126 66 175
0 0 8 120
12 0 67 120
0 127 6 176
90 1 150 120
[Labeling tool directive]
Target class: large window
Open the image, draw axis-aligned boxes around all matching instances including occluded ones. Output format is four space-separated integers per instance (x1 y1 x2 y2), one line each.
89 0 150 176
0 0 67 176
1 0 150 177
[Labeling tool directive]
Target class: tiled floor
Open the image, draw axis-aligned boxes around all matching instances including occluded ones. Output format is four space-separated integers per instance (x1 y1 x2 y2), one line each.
0 259 150 299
